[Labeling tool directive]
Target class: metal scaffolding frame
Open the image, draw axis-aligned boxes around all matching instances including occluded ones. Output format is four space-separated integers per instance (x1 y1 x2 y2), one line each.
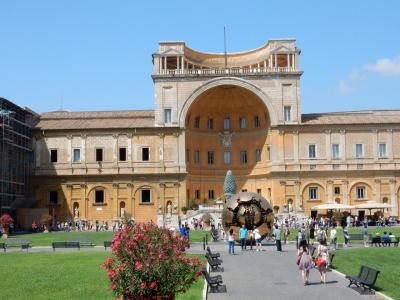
0 98 37 217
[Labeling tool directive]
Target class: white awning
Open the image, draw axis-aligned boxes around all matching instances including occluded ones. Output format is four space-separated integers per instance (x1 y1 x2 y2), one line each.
311 203 354 210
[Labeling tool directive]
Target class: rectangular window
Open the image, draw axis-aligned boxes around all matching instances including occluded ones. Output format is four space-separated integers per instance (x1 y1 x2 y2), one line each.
95 190 104 203
194 150 200 164
208 190 215 200
207 118 214 129
164 108 172 124
284 106 291 122
332 164 340 170
49 191 58 204
379 143 387 158
119 148 127 161
308 144 316 158
356 186 365 199
141 189 151 203
240 150 248 164
255 149 261 162
254 116 260 128
96 148 103 162
239 117 246 129
331 144 340 159
309 187 318 200
73 148 81 163
207 151 214 165
355 144 364 158
223 118 230 130
257 188 261 195
194 117 200 128
195 189 200 199
224 151 231 164
50 149 58 163
309 164 316 170
334 187 341 195
241 189 247 192
142 147 149 161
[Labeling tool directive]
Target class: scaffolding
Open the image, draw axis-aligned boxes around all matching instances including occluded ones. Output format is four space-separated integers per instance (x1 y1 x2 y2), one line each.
0 98 37 217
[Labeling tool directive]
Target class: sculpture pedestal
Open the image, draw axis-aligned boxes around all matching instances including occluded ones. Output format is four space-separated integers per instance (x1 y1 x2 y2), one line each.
157 214 164 227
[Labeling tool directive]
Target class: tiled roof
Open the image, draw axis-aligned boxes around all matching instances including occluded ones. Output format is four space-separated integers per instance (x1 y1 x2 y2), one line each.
35 110 155 130
301 110 400 125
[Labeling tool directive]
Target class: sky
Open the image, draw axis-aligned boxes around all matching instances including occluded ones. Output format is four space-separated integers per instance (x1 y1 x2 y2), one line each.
1 1 400 114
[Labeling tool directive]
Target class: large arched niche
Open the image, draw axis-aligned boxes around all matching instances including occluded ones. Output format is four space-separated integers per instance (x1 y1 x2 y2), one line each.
184 81 271 206
179 77 277 128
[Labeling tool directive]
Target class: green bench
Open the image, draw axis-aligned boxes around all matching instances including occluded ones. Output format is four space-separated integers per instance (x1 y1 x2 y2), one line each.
52 241 80 251
348 234 371 242
104 241 112 250
5 238 31 251
67 238 94 247
346 265 380 293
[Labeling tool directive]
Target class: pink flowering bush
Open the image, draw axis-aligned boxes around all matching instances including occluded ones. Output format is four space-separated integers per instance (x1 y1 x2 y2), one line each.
102 222 203 299
0 214 13 227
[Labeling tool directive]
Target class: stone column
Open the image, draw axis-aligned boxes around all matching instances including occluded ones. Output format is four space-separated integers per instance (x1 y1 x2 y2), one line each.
80 184 87 220
158 183 166 226
127 183 134 219
278 130 285 163
67 135 72 163
81 134 86 167
113 134 118 166
292 53 295 69
389 179 398 217
294 181 302 212
340 130 346 161
274 54 278 68
374 179 381 202
387 129 393 159
342 180 349 205
327 180 333 203
372 129 378 160
127 134 132 162
112 183 119 220
293 131 299 162
325 130 331 161
287 53 290 68
35 139 41 167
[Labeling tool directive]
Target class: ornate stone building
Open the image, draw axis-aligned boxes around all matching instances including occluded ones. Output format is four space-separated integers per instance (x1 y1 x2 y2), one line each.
32 38 400 225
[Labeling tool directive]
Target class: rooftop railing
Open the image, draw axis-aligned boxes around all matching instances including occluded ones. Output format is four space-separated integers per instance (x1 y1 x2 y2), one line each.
155 66 299 76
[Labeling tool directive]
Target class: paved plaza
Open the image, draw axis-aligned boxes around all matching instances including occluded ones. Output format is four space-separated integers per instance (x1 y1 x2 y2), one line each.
200 242 378 300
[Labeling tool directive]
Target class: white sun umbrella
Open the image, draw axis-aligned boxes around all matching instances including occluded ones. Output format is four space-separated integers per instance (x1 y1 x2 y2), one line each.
355 201 394 209
311 203 355 210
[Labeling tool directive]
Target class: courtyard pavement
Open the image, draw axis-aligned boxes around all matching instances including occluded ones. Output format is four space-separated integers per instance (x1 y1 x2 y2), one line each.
203 242 378 300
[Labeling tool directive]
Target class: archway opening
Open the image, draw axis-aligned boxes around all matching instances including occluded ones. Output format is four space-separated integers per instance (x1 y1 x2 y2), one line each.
185 85 270 206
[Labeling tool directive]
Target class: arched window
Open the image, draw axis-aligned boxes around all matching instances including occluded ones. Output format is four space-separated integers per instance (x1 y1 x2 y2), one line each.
120 201 125 217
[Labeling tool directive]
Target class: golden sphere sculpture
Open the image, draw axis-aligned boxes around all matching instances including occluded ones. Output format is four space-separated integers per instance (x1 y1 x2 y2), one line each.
222 192 274 242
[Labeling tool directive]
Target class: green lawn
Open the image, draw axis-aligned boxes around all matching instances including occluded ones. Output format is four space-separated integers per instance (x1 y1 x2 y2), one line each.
0 229 210 246
333 248 400 300
286 226 400 244
0 251 204 300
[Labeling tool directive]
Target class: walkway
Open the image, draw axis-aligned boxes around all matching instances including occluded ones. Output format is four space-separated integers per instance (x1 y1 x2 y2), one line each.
205 242 377 300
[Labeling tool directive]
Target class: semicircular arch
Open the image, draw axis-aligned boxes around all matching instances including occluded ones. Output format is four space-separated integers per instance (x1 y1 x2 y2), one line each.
179 77 278 128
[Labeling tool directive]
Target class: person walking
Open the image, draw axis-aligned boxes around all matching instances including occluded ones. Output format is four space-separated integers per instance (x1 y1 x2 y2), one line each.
273 225 282 251
316 240 329 284
248 230 254 250
309 224 315 245
254 228 262 251
329 225 337 250
363 224 369 247
239 225 248 251
297 243 313 286
228 229 235 255
343 226 350 247
317 225 327 245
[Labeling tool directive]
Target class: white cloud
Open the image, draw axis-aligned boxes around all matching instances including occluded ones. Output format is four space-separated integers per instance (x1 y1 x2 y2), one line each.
348 70 367 80
364 55 400 76
338 80 352 95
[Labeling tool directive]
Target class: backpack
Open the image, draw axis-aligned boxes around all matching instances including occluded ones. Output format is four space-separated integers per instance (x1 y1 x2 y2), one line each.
301 231 306 241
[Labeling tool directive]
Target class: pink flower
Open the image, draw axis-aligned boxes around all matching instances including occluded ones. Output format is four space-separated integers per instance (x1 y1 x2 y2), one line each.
135 261 143 270
111 283 117 290
150 281 157 289
140 282 146 289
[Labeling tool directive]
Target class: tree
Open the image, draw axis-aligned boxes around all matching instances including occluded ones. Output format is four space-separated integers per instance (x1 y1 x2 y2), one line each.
223 170 237 196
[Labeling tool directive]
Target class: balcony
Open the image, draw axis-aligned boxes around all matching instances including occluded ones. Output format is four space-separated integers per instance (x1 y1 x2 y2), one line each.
153 66 301 78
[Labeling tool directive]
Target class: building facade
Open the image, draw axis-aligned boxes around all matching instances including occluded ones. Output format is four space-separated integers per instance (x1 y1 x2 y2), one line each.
32 39 400 225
